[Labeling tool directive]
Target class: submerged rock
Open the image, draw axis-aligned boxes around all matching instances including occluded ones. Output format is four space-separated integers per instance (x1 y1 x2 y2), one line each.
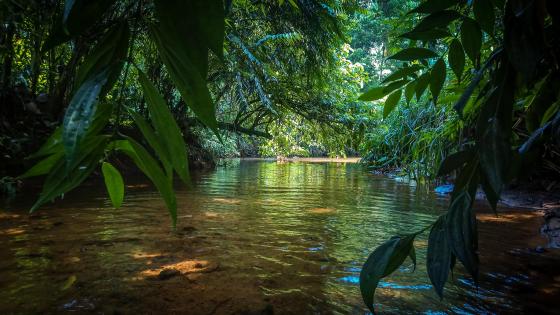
541 208 560 248
157 268 180 280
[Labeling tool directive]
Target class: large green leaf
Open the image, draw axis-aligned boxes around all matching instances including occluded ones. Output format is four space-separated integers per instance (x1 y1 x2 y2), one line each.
473 0 495 34
410 10 462 32
102 162 124 209
138 72 190 183
461 18 482 64
448 39 465 82
151 0 224 133
437 148 475 176
128 111 172 174
44 0 115 50
384 89 402 118
359 80 409 102
113 139 177 227
382 65 423 83
415 72 431 101
19 152 64 179
404 81 417 105
430 58 446 102
360 235 415 312
427 215 452 298
445 191 479 282
74 21 129 94
400 28 451 41
62 70 109 166
30 136 108 212
388 48 438 61
63 0 115 35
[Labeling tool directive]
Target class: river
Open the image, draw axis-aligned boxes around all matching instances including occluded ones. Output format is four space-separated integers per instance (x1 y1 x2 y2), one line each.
0 159 558 314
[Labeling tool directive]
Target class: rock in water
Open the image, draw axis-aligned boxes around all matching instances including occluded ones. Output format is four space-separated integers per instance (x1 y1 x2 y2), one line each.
158 268 180 280
542 208 560 248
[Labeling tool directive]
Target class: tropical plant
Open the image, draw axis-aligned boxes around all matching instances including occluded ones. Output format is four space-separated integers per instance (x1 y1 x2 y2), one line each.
358 0 560 312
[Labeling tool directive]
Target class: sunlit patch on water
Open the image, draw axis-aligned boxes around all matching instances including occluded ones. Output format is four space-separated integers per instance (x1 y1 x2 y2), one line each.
308 207 336 214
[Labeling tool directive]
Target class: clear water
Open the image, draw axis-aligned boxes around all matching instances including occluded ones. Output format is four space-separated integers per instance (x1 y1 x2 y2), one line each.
0 160 556 314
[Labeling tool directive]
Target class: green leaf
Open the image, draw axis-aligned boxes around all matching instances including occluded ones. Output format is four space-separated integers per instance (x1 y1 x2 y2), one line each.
102 162 124 209
151 0 222 134
409 0 457 14
359 87 386 101
384 89 402 118
113 139 177 227
410 10 462 32
445 191 479 282
382 65 422 83
388 48 438 61
30 136 108 212
404 81 417 105
62 70 109 166
400 28 451 41
460 18 482 64
138 71 190 183
448 39 465 82
63 0 115 35
128 111 172 173
28 127 63 159
427 215 452 298
430 58 446 102
437 148 475 176
359 235 415 312
44 0 115 50
359 80 409 102
473 0 495 34
19 152 64 179
415 72 431 101
74 21 129 95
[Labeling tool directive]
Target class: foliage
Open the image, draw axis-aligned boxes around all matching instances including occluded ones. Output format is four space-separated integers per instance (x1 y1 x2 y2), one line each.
358 0 560 312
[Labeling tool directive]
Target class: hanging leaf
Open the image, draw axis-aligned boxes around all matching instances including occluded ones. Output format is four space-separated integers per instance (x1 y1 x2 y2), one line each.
30 136 108 212
137 71 190 183
410 10 462 32
448 39 465 81
19 152 64 179
384 90 402 118
400 28 451 41
445 191 479 282
151 0 224 134
44 0 115 50
62 70 109 166
427 215 452 298
102 162 124 209
415 72 431 101
113 139 177 227
359 80 409 102
359 87 386 101
430 58 446 102
460 18 482 64
74 21 130 94
360 235 416 312
473 0 495 35
128 111 172 173
409 0 457 14
437 148 475 176
388 48 438 61
382 65 423 83
405 81 417 105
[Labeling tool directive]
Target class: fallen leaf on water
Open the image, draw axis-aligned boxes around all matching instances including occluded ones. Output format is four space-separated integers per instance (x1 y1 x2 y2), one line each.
61 275 77 290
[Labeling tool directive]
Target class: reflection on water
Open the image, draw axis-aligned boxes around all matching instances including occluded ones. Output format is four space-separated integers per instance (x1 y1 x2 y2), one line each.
0 160 558 314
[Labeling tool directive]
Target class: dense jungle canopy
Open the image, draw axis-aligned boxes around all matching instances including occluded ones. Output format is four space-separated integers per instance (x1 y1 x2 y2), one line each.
1 0 560 312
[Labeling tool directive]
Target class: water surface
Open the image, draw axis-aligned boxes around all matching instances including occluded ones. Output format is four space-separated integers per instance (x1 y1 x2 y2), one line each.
0 160 558 314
